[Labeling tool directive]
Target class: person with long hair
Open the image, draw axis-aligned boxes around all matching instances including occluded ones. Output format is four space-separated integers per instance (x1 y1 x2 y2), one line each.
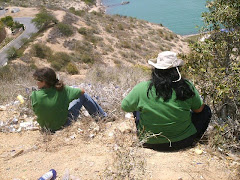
121 51 211 151
31 67 107 132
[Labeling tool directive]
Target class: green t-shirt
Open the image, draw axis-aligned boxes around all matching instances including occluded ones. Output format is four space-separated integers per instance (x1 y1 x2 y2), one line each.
121 80 203 144
31 86 82 131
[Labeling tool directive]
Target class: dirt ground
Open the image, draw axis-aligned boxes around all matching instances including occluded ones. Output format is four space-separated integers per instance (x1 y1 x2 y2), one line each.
0 116 237 180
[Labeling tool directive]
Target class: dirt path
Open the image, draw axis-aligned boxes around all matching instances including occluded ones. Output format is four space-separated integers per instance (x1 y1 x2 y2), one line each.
0 118 235 180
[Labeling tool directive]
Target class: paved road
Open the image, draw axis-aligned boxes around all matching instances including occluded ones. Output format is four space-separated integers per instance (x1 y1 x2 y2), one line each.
0 17 38 66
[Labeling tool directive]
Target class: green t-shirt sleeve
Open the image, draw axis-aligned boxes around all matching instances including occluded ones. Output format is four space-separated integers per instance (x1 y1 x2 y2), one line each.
30 91 37 113
187 81 203 110
65 86 82 102
121 84 140 112
30 91 45 127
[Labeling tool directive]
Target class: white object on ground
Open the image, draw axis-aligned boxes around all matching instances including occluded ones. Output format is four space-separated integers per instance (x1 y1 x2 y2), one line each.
125 113 133 119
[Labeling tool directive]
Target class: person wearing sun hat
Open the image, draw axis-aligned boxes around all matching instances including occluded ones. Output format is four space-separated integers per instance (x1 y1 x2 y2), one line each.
121 51 211 151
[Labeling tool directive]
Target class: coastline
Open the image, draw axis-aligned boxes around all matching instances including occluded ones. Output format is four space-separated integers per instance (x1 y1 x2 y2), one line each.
94 0 201 37
90 0 106 13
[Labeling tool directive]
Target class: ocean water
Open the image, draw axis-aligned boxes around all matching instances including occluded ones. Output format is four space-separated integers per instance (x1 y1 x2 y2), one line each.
102 0 208 35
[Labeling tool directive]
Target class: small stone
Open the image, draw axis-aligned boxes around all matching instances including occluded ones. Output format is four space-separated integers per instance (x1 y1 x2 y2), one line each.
195 148 203 155
117 121 132 133
89 134 95 138
0 106 6 111
125 113 133 119
108 132 114 137
70 134 76 139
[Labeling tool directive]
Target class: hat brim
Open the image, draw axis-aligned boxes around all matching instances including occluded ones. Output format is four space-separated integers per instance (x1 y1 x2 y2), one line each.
148 58 184 69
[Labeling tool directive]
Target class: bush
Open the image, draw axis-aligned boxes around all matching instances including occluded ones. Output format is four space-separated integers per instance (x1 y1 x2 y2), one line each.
50 52 72 70
105 25 113 33
51 61 62 71
78 27 87 35
31 43 53 59
0 65 11 80
81 53 94 64
75 40 93 54
1 16 14 27
117 23 124 30
120 41 131 49
7 47 19 60
32 9 58 30
57 23 74 37
66 62 79 74
82 0 95 5
69 7 85 17
182 0 240 153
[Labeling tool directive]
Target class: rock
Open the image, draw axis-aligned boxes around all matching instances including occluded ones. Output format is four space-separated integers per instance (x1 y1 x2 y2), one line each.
108 132 114 137
0 105 6 111
89 122 100 133
117 121 132 133
125 113 133 119
195 148 203 155
11 150 24 158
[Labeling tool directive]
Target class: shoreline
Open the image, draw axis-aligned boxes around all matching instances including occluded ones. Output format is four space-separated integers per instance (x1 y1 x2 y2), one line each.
94 0 201 37
92 0 106 13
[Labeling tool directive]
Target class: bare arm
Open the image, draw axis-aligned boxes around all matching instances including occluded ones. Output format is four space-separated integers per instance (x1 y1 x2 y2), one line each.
192 104 205 113
81 89 85 95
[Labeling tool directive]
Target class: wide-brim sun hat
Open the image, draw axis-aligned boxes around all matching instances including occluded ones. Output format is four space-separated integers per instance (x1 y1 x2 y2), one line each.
148 51 184 69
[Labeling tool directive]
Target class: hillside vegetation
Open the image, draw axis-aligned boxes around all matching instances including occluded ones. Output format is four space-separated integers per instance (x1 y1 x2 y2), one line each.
0 0 239 179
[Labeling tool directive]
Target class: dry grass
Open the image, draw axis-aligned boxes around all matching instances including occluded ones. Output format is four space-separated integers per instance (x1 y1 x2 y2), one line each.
0 64 35 104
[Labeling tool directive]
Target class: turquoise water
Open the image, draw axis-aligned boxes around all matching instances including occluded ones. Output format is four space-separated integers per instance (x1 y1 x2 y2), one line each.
102 0 208 35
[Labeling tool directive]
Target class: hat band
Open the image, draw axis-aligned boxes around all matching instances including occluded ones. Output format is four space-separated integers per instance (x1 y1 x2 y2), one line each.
172 67 181 83
154 67 182 83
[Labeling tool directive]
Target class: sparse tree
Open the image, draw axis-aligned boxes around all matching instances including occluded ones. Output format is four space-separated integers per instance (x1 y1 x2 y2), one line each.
183 0 240 150
32 9 58 30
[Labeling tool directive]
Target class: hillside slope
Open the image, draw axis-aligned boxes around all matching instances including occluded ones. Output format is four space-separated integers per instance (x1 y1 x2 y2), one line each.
0 5 239 180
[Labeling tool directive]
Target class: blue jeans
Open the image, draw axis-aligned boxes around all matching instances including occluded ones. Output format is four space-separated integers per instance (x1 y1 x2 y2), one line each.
134 105 212 151
65 93 107 126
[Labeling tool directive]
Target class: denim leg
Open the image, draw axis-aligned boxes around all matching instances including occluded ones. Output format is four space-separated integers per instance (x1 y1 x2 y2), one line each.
67 93 107 124
82 93 107 117
191 105 212 138
133 111 140 128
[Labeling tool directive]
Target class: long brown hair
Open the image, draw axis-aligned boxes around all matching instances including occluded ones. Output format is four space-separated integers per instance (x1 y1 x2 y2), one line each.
33 67 64 91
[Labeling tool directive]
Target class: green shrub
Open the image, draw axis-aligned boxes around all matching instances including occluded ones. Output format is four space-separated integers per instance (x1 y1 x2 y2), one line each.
81 53 94 64
91 11 103 17
78 27 87 35
181 0 240 152
31 43 52 59
1 16 14 27
66 62 79 74
117 23 124 30
83 0 95 5
69 7 85 17
105 25 113 33
50 52 72 71
0 65 11 80
51 60 62 71
75 40 93 54
7 47 19 60
120 41 131 49
57 23 74 37
32 9 58 30
13 21 24 29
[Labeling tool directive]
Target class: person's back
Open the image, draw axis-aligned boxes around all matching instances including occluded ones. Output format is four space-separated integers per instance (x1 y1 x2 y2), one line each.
121 51 211 151
31 86 81 131
31 67 107 132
